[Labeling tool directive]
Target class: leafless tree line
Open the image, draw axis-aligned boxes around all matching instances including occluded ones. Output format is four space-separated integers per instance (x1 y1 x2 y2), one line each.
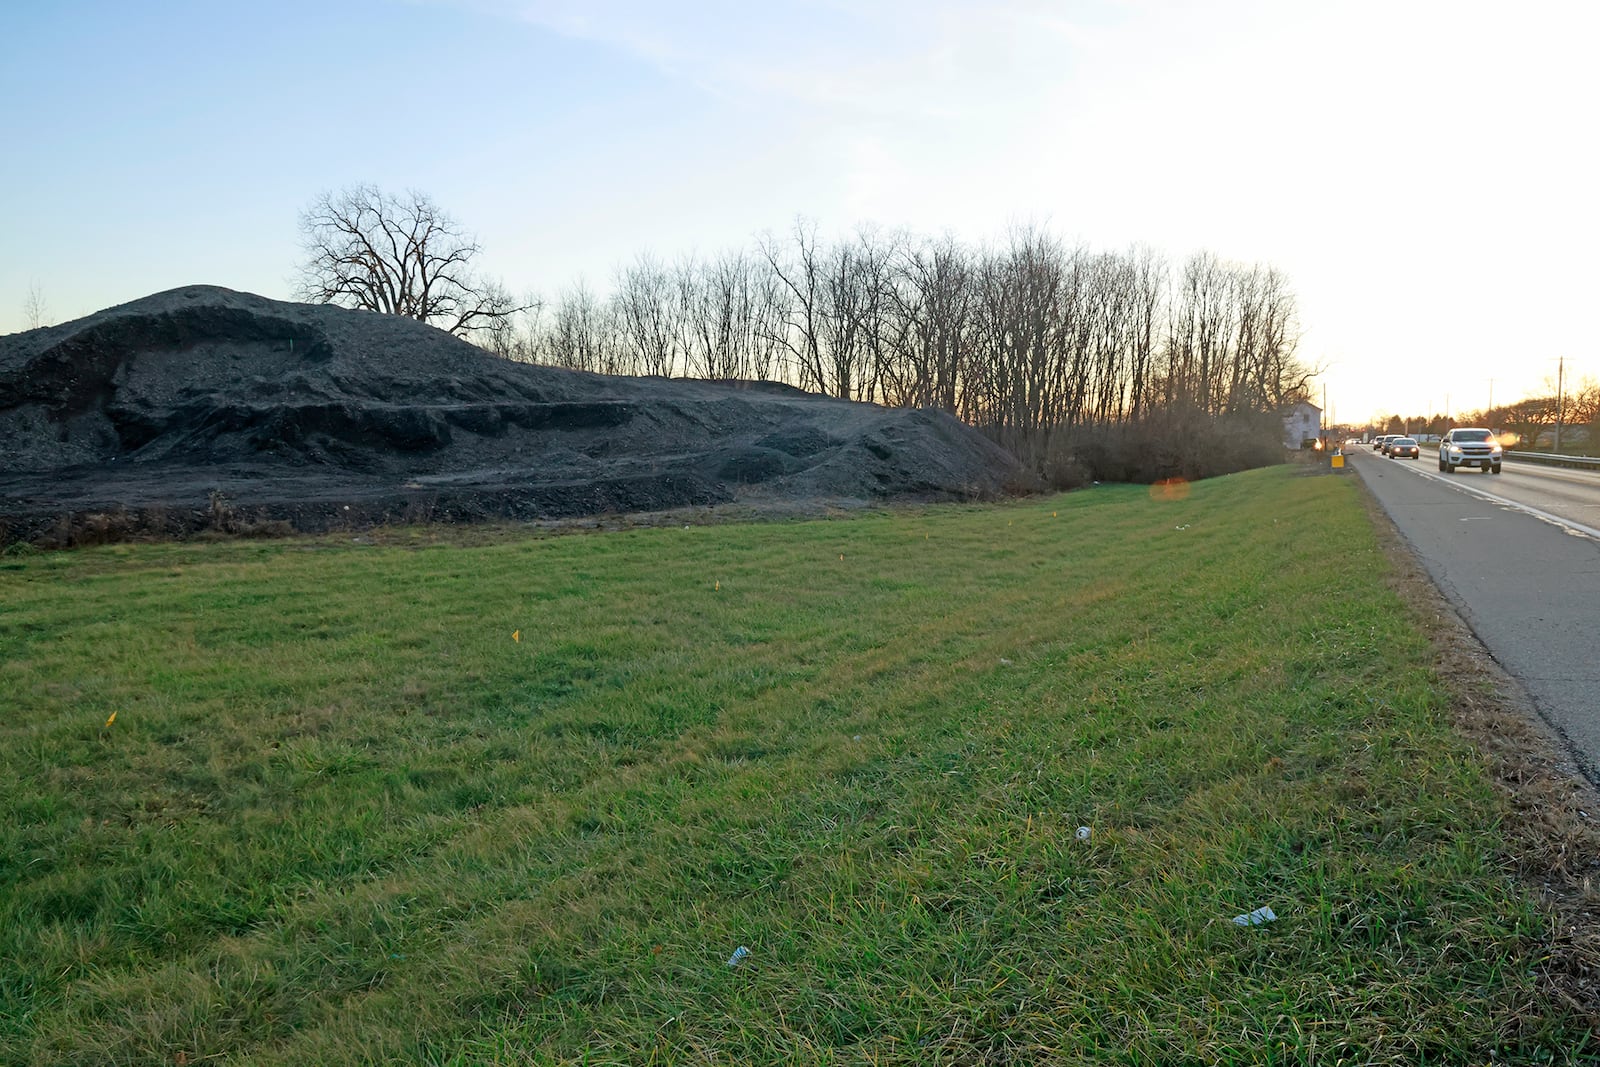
488 221 1309 457
1399 374 1600 450
288 188 1309 457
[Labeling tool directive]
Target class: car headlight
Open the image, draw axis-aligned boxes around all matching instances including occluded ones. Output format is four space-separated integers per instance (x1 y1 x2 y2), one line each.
1490 444 1502 455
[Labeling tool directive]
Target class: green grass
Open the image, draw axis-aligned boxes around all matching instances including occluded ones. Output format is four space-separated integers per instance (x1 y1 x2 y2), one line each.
0 467 1586 1065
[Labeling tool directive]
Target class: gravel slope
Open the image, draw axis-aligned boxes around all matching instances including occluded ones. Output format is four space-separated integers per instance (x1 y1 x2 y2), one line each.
0 286 1023 542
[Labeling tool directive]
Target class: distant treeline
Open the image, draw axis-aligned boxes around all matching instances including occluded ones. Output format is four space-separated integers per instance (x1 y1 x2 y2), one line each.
487 222 1313 483
1380 379 1600 454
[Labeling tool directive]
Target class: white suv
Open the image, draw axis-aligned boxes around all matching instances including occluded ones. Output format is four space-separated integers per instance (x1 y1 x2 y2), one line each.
1439 428 1502 474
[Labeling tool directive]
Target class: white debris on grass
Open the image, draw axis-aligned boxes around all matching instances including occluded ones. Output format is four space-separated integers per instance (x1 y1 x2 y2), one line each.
1232 906 1277 926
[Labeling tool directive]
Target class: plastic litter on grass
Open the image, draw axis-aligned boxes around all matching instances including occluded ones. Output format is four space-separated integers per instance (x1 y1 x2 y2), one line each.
1232 906 1277 926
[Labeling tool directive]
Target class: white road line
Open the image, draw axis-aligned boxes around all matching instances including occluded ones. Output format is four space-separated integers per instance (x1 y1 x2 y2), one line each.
1403 464 1600 542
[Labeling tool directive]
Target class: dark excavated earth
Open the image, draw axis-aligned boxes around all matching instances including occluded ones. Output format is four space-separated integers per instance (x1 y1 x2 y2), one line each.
0 286 1024 544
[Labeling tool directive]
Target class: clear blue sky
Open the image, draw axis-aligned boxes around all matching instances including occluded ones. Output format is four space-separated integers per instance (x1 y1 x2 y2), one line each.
4 0 1595 424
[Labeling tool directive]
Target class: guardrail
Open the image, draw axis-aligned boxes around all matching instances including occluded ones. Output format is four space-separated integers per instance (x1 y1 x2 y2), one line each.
1504 450 1600 471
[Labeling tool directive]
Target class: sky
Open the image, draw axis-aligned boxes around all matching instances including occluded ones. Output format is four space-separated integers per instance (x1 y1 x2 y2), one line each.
3 0 1596 425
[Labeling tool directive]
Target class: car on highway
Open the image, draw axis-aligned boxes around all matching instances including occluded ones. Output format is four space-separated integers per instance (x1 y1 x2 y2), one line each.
1373 435 1392 452
1388 437 1420 459
1439 427 1503 474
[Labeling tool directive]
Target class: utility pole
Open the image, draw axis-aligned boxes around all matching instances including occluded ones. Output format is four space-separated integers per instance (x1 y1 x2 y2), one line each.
1322 383 1328 450
1556 356 1565 453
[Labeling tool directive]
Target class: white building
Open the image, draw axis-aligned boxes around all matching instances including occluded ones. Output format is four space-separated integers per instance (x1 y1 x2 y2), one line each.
1282 401 1322 448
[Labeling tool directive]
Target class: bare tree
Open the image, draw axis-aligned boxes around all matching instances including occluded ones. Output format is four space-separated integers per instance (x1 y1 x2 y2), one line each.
758 219 829 394
679 251 781 381
296 184 532 337
743 255 790 382
1156 253 1307 419
1245 267 1310 410
22 281 51 330
968 224 1073 461
831 224 902 404
755 220 909 401
482 302 546 364
1567 376 1600 436
543 282 622 374
613 254 684 377
879 234 974 412
1162 251 1238 414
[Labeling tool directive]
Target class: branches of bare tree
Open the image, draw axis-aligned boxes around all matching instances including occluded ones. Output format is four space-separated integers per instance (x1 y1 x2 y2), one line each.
22 281 51 330
679 251 782 381
1161 252 1308 417
613 255 683 378
296 184 534 338
1568 377 1600 428
878 235 974 413
481 304 545 364
544 282 620 374
758 220 831 395
969 225 1071 463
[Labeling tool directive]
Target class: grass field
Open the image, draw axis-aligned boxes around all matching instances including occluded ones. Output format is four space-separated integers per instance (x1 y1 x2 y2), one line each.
1 466 1590 1065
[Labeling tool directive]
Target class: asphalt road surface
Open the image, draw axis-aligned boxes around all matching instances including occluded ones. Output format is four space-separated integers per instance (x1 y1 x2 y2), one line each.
1349 446 1600 780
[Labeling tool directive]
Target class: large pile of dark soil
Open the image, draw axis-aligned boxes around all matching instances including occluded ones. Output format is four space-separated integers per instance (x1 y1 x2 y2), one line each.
0 286 1023 544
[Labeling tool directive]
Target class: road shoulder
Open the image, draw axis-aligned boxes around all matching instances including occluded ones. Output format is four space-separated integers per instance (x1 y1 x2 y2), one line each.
1353 471 1600 1019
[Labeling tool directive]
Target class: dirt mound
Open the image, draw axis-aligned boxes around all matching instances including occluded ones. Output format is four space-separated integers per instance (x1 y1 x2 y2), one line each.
0 286 1023 544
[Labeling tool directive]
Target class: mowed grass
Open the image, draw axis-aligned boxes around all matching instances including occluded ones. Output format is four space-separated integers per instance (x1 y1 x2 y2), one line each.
0 467 1586 1065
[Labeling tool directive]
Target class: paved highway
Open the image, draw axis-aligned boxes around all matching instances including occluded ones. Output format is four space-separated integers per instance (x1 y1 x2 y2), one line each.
1348 445 1600 779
